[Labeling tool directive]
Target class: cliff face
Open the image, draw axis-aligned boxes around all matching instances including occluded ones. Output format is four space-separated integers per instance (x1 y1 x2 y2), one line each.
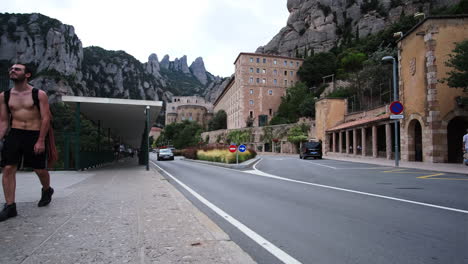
257 0 458 57
0 13 225 105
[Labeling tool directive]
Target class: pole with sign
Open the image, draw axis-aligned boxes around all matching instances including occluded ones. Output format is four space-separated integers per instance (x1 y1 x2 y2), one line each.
228 145 237 164
383 56 400 167
238 144 246 165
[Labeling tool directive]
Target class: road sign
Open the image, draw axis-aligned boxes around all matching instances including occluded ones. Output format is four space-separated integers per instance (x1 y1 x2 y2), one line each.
390 101 404 115
238 144 246 152
390 114 404 119
229 145 237 153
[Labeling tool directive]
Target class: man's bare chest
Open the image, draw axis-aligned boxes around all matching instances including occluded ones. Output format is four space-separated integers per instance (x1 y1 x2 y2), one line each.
8 92 37 113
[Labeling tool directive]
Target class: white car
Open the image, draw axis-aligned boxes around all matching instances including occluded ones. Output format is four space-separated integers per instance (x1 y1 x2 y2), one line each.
157 148 174 161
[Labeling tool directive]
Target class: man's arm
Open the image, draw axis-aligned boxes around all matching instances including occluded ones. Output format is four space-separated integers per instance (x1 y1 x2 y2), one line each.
34 90 51 154
0 92 9 140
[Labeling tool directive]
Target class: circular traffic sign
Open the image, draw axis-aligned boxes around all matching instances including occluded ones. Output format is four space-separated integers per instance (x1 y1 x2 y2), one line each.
238 144 246 152
390 101 404 115
229 145 237 153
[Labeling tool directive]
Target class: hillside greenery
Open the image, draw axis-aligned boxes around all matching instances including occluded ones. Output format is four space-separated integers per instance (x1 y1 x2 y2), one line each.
160 67 204 96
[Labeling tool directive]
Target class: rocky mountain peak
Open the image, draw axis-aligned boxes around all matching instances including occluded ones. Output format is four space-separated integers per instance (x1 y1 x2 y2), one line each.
160 55 170 69
258 0 456 57
146 53 161 79
190 57 208 85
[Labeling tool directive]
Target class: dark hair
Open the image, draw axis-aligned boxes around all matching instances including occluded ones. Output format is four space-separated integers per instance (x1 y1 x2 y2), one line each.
13 62 35 78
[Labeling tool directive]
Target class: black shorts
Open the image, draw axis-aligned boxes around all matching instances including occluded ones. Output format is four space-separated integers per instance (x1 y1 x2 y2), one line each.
1 128 47 169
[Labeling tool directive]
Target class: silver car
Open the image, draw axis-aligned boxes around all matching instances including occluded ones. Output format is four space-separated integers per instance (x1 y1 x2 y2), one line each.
157 148 174 161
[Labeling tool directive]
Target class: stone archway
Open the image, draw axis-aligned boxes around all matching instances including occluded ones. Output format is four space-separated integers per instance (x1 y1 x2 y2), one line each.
447 116 468 163
407 119 423 161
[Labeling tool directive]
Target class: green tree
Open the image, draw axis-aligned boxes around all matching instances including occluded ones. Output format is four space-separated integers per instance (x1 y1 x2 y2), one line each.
156 121 203 149
269 82 314 125
444 40 468 92
298 52 337 88
208 110 227 131
287 123 310 149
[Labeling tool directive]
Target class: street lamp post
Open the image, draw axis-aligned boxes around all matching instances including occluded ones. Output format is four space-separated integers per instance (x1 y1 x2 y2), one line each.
382 56 399 167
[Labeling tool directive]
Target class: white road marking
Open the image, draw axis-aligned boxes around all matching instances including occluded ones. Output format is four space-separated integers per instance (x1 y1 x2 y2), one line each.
151 161 302 264
247 165 468 214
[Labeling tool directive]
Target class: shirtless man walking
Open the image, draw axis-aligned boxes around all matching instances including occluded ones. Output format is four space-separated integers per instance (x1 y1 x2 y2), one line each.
0 63 54 222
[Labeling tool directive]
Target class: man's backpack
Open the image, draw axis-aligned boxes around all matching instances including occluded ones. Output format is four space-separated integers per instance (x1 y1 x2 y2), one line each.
3 88 58 168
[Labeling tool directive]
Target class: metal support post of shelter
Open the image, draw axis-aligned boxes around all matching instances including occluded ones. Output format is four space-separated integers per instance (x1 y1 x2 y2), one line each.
74 102 81 170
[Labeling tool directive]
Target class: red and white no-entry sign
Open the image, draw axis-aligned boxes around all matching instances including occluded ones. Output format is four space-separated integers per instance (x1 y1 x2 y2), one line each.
229 145 237 153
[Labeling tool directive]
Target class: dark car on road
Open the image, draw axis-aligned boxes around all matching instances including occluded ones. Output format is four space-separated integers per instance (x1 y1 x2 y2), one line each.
157 148 174 161
299 141 322 159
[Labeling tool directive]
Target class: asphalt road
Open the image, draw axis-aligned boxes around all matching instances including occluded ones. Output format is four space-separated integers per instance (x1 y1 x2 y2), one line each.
151 154 468 264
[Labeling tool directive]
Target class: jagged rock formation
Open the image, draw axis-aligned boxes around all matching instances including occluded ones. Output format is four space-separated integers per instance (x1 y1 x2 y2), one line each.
257 0 458 57
0 13 227 123
190 57 208 85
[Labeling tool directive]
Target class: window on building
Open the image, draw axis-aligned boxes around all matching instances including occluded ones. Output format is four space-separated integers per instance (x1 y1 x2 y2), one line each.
249 100 254 105
269 109 272 115
250 68 253 72
296 62 299 67
189 112 192 116
249 77 254 83
273 59 277 65
284 60 287 66
274 79 277 85
189 117 192 121
172 106 175 110
291 80 294 86
256 78 260 83
262 78 266 84
273 69 277 75
256 58 260 63
256 68 260 73
262 69 266 74
173 99 177 102
263 58 266 63
290 61 293 67
268 90 273 95
284 80 288 86
250 89 253 94
250 57 253 62
290 71 294 76
284 71 287 76
250 111 253 118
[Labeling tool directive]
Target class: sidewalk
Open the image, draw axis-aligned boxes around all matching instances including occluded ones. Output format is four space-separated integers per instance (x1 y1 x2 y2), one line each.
0 159 255 264
259 152 468 175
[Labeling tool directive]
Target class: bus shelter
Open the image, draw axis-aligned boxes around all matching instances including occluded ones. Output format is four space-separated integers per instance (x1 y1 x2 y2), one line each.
61 96 162 170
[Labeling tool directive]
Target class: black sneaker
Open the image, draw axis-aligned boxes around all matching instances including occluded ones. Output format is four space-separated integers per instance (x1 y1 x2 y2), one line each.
0 203 17 222
38 187 54 207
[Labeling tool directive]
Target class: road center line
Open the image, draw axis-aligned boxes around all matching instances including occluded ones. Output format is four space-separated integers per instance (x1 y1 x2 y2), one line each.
151 161 302 264
250 161 468 214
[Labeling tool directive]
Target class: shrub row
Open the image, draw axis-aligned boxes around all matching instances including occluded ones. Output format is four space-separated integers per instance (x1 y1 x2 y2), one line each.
182 145 257 164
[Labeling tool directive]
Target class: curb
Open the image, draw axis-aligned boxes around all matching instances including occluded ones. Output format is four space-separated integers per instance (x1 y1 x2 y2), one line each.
181 157 260 169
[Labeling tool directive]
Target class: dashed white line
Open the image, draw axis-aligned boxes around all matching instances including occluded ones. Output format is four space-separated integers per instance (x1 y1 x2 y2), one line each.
151 161 302 264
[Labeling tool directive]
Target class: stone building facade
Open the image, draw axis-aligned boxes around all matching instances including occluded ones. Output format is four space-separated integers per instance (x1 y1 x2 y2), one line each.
316 16 468 163
165 96 214 129
213 53 303 129
398 15 468 163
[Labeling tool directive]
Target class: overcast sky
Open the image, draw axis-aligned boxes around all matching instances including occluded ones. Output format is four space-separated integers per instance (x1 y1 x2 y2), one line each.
1 0 290 77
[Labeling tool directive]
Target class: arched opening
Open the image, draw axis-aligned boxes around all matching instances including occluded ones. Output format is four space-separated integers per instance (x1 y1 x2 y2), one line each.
407 119 423 161
447 116 468 163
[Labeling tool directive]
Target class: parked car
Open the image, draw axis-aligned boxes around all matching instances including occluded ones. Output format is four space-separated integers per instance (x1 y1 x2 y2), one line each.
157 148 174 161
299 141 322 159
